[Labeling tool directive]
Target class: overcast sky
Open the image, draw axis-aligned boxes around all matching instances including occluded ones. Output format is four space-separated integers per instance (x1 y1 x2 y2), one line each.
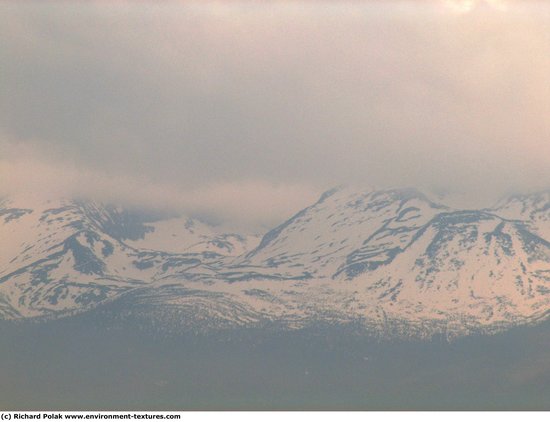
1 0 549 229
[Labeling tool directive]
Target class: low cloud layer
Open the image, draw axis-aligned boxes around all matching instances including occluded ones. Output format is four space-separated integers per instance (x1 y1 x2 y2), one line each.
0 139 318 230
1 1 549 227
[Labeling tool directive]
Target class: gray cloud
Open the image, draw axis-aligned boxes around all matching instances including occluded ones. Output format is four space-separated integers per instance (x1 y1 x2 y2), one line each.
1 1 549 227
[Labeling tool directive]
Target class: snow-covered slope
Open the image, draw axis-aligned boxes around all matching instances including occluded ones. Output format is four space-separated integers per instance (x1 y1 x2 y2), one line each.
2 188 550 339
237 188 446 278
492 191 550 240
124 215 259 256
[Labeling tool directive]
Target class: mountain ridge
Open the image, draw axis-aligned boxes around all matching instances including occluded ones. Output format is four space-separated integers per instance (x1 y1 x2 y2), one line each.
2 187 550 339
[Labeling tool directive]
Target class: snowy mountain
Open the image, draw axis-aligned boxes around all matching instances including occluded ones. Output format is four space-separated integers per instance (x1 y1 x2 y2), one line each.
1 187 550 339
0 197 257 319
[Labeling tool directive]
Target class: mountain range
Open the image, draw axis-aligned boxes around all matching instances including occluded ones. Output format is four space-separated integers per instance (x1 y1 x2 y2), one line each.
2 187 550 339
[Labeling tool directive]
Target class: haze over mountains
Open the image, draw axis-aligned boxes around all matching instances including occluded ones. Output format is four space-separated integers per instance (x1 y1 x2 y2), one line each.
2 186 550 339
